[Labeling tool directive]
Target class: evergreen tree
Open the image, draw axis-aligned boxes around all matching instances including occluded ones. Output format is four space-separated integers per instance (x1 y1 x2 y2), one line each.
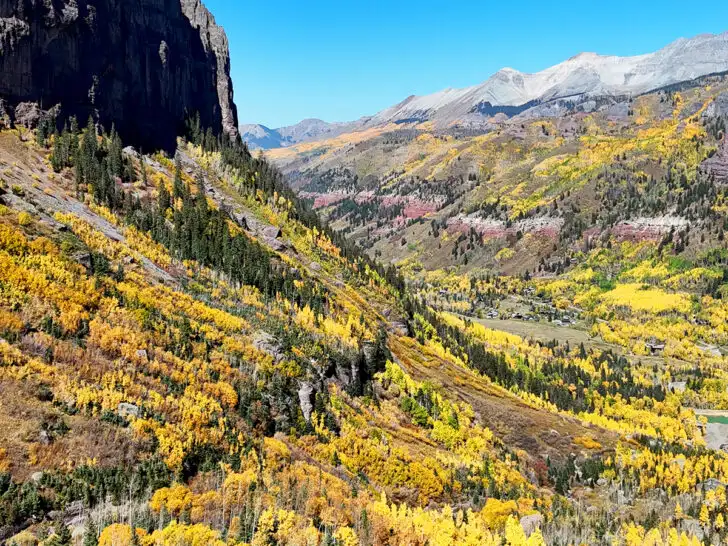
69 116 80 163
36 115 50 147
50 129 65 172
172 156 185 201
141 155 148 186
83 521 98 546
187 112 202 146
108 126 124 180
48 521 72 546
77 116 99 195
157 177 171 214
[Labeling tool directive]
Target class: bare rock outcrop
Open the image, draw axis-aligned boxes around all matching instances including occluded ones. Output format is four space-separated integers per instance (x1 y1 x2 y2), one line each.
702 140 728 182
0 0 238 151
298 382 315 422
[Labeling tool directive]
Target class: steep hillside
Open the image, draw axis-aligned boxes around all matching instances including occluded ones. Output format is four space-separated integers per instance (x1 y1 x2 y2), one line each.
5 7 728 544
0 113 719 546
266 76 728 277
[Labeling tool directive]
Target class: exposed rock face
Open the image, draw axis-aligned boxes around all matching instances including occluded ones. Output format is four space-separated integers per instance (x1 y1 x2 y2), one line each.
519 514 544 537
179 0 237 139
701 92 728 182
705 91 728 119
298 382 315 422
702 140 728 182
0 0 238 151
118 402 140 419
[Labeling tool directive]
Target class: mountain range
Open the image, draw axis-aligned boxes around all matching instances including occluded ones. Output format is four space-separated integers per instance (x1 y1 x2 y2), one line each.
242 31 728 150
240 118 368 150
4 2 728 544
251 29 728 279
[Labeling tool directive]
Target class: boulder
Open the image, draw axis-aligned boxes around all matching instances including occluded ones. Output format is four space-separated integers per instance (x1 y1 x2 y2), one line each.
73 252 93 271
38 429 51 445
681 519 705 542
262 225 282 239
252 331 285 362
699 478 726 491
118 402 140 419
13 102 42 129
372 381 389 400
264 236 286 252
233 213 250 230
387 383 401 398
519 514 544 537
298 382 315 422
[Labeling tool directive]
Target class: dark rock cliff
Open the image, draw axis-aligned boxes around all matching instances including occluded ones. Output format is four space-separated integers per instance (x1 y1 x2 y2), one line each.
0 0 239 151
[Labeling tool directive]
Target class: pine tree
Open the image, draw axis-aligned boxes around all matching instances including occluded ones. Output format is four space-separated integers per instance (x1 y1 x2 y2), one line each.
69 116 80 163
77 116 99 195
108 126 124 179
187 112 202 146
204 127 215 151
48 521 72 546
141 155 148 186
82 116 98 160
331 450 341 467
51 129 65 172
157 176 171 213
36 115 49 147
173 156 185 201
84 521 99 546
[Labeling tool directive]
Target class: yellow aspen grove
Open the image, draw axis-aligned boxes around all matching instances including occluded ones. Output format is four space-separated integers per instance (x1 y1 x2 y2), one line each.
5 50 728 546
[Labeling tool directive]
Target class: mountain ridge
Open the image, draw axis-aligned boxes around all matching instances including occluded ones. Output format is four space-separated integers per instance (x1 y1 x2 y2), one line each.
242 116 371 150
244 30 728 150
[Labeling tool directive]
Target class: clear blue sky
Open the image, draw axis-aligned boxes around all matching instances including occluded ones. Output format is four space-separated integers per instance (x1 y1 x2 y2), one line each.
204 0 728 129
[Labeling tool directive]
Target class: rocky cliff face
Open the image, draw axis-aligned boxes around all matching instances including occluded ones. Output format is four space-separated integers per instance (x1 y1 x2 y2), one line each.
0 0 238 151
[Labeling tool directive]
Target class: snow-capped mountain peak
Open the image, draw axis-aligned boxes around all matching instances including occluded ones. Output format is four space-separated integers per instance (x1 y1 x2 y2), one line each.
368 31 728 127
243 31 728 149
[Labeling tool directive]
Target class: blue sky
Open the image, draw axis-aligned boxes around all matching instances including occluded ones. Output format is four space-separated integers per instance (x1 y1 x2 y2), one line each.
204 0 728 129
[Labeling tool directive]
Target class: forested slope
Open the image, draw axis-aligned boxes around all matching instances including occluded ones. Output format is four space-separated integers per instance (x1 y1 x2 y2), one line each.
0 117 722 546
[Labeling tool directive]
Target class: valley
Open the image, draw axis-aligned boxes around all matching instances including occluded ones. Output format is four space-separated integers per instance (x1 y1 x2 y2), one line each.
259 76 728 278
3 2 728 545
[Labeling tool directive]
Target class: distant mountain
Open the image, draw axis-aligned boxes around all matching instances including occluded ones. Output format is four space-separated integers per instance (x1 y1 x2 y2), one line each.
241 118 369 150
244 32 728 150
371 32 728 128
240 124 285 150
